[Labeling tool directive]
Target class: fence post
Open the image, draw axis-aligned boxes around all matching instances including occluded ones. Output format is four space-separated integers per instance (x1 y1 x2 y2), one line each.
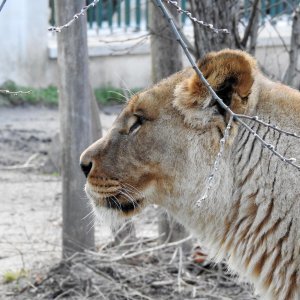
278 0 284 15
108 0 113 31
146 0 149 29
270 0 277 18
136 0 141 31
244 0 250 19
117 0 122 27
49 0 55 26
96 0 103 31
181 0 186 25
125 0 130 30
87 0 94 29
261 0 266 24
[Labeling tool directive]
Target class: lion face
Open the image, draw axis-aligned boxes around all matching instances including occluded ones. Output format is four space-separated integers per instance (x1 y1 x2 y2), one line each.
80 49 256 222
80 82 194 220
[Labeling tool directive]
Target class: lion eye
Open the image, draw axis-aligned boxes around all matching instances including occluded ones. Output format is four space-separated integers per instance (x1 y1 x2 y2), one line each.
129 115 146 134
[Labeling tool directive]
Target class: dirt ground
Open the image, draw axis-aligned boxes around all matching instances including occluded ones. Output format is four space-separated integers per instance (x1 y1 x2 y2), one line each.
0 106 62 275
0 106 118 295
0 105 257 300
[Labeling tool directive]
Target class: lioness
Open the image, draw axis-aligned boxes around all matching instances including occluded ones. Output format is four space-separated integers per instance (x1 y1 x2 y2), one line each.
80 49 300 300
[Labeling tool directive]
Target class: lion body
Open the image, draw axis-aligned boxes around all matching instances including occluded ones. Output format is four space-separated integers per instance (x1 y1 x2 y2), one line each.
81 50 300 299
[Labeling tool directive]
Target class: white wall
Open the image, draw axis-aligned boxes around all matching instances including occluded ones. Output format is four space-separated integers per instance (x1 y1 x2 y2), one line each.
47 35 153 89
0 0 49 87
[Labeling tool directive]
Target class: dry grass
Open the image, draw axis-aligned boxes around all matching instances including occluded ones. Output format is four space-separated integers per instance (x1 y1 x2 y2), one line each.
7 237 257 300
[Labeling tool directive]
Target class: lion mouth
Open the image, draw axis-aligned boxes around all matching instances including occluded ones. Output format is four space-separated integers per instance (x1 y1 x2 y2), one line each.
85 184 143 214
105 194 142 212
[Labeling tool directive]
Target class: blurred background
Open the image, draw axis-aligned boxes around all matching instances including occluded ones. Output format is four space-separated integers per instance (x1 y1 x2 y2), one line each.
0 0 299 299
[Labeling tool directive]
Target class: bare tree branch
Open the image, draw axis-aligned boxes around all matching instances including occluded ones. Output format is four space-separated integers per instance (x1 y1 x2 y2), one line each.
189 0 239 58
200 116 234 202
241 0 260 48
165 0 229 34
49 0 99 32
0 89 31 95
0 0 7 13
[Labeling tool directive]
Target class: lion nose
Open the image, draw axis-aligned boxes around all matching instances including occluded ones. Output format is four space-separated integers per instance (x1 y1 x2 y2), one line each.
80 146 95 178
80 161 93 178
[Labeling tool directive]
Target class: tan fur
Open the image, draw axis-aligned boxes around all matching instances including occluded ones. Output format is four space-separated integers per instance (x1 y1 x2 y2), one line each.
80 49 300 299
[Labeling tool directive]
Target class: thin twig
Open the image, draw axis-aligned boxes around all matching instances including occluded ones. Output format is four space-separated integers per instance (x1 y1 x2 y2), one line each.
98 33 150 44
0 89 32 95
0 0 7 13
241 0 260 47
198 116 234 204
0 153 41 170
235 114 300 139
109 235 192 262
164 0 229 34
48 0 99 32
17 232 256 299
236 117 299 169
177 246 183 292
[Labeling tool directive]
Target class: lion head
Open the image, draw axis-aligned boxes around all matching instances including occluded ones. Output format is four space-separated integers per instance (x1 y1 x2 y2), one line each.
80 49 257 224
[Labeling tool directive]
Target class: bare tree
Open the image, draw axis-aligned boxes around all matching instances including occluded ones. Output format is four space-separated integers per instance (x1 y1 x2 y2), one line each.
150 1 190 247
189 0 260 58
150 1 183 82
241 0 260 55
54 0 101 257
284 4 300 88
189 0 239 58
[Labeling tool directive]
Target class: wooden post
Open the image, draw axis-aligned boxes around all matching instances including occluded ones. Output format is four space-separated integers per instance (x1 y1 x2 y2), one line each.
54 0 101 257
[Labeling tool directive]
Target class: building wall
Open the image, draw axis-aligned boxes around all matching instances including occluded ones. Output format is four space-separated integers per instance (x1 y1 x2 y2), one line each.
0 0 49 87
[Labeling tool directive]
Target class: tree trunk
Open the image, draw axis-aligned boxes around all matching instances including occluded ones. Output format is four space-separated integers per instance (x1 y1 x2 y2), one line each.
190 0 240 59
242 0 260 55
150 1 190 248
283 4 300 88
55 0 102 257
150 1 183 82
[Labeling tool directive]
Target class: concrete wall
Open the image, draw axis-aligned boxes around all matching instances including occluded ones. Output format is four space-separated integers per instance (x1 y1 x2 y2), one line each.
47 35 153 89
0 0 49 87
0 1 296 89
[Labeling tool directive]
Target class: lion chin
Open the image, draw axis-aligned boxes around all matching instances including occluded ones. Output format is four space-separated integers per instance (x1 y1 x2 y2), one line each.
92 205 125 231
84 183 143 229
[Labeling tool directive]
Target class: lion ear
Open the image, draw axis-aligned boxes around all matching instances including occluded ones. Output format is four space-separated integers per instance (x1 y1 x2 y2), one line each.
173 49 256 121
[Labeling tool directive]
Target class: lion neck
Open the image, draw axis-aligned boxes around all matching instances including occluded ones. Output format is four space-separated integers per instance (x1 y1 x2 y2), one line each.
159 130 236 257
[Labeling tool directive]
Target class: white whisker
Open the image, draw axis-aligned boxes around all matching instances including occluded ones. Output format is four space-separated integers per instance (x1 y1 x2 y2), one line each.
108 90 128 103
121 183 145 199
81 208 95 221
112 195 122 211
87 215 96 234
119 189 139 209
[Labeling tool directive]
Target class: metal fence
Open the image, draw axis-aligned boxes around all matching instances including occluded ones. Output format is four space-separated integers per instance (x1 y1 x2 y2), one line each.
85 0 151 32
49 0 300 33
245 0 299 21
